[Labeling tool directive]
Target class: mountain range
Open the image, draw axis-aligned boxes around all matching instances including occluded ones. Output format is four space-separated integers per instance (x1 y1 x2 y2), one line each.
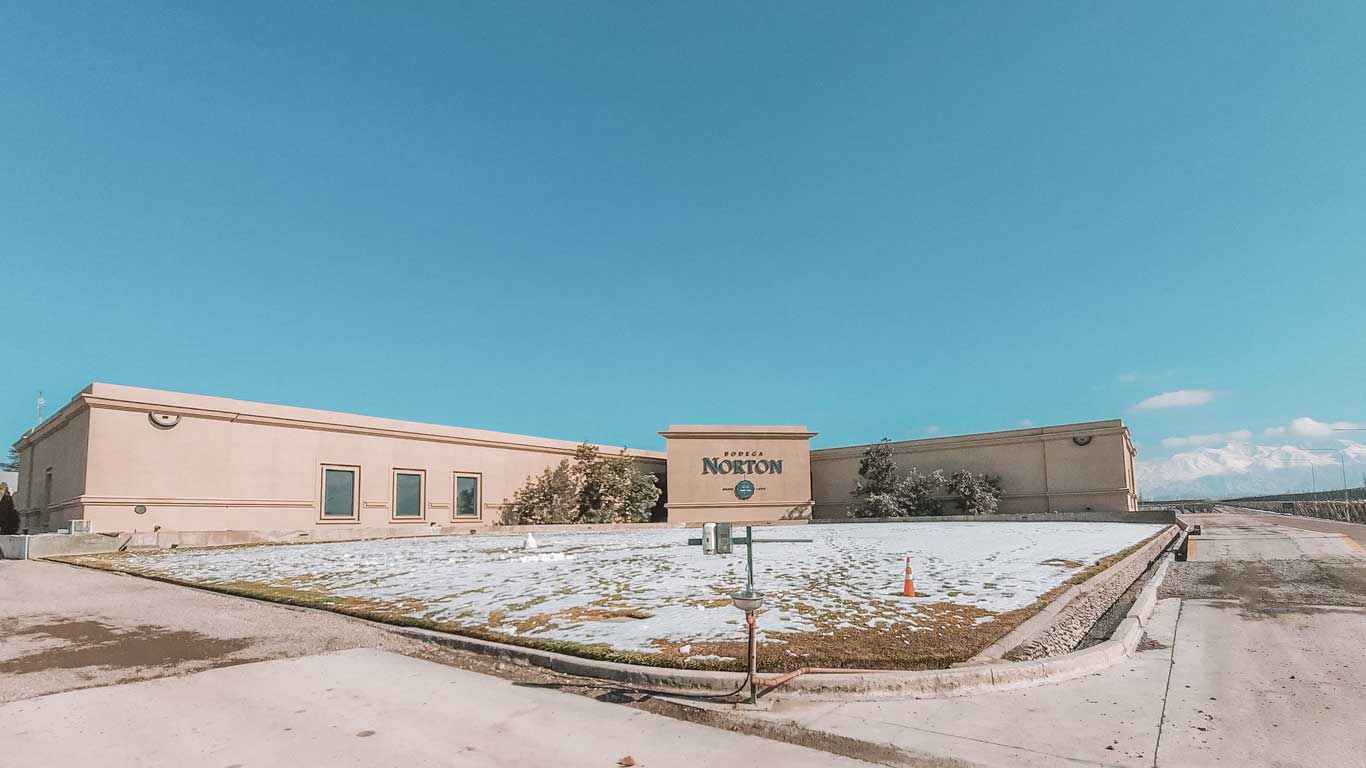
1137 441 1366 501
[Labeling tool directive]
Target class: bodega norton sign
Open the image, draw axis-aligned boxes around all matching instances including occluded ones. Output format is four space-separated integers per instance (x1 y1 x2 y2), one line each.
701 451 784 476
701 452 784 500
660 425 816 520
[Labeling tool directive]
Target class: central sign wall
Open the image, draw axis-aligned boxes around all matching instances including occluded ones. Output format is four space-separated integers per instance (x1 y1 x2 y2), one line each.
659 425 816 524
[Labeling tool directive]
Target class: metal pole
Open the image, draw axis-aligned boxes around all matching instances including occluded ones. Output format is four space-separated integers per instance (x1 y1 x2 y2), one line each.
746 612 758 705
1332 429 1365 500
1341 453 1350 503
744 525 757 704
745 525 754 593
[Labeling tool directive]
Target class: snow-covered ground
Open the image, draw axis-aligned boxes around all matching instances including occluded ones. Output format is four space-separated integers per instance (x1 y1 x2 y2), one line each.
94 522 1163 662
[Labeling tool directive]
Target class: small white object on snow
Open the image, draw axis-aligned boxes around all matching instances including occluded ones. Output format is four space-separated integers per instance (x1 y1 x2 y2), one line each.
523 533 538 550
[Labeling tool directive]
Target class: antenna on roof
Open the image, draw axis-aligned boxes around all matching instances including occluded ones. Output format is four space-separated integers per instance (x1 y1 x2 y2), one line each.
35 391 45 427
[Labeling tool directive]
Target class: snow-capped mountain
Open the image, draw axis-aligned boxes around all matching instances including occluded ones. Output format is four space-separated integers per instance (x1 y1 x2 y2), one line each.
1137 441 1366 500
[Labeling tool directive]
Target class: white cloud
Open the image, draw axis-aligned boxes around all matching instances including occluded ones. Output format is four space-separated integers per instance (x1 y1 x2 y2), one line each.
1019 418 1034 427
924 425 941 435
1264 417 1362 440
1116 372 1139 383
1129 389 1216 413
1138 440 1366 500
1160 430 1252 449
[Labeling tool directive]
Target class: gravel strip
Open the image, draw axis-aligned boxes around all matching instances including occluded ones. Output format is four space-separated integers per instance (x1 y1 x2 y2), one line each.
1159 558 1366 609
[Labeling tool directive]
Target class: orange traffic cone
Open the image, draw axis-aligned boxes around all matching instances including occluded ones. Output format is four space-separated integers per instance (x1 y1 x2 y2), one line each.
903 556 916 597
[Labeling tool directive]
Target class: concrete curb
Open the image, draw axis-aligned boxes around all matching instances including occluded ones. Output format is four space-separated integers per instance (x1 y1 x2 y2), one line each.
387 624 746 695
764 545 1179 699
45 526 1182 701
970 525 1177 662
385 535 1182 700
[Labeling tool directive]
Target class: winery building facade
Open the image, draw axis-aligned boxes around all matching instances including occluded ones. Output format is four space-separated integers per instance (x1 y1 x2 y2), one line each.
14 384 1138 534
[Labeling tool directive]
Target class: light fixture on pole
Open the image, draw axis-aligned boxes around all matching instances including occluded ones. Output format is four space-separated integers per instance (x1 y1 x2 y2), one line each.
730 525 765 705
1300 447 1349 503
688 523 809 706
1331 429 1364 501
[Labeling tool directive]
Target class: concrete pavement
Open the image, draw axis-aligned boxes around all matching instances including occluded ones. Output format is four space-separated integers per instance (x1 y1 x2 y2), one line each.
0 558 453 702
6 510 1365 767
1181 508 1366 561
3 559 890 766
2 648 884 767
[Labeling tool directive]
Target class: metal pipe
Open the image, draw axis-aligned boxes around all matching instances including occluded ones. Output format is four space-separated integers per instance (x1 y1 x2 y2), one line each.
753 666 889 693
745 525 754 592
746 612 758 705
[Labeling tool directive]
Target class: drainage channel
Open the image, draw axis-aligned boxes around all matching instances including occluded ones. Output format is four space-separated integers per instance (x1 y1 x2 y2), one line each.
1071 546 1170 651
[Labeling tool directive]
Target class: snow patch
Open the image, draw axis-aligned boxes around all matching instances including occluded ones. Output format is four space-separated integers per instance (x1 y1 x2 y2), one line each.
109 522 1162 656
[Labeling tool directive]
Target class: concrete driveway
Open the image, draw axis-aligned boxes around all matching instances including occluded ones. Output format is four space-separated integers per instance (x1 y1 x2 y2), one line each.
0 559 442 703
2 648 883 767
1 559 882 766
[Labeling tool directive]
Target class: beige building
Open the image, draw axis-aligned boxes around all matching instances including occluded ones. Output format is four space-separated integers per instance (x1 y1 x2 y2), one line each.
810 420 1139 518
14 384 1137 534
14 384 666 535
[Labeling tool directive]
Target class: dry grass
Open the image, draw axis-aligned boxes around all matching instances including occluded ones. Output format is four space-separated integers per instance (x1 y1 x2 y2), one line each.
53 527 1169 673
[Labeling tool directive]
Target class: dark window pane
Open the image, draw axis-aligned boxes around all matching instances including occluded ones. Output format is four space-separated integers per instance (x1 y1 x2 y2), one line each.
456 476 479 517
324 469 355 518
395 473 422 517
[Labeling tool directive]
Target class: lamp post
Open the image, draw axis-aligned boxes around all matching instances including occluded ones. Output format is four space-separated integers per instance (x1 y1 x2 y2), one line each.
690 523 809 705
730 525 765 705
1300 447 1349 502
1332 429 1364 502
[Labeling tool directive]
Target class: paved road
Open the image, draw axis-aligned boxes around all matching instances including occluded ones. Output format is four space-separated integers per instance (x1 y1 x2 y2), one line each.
1211 504 1366 546
1181 507 1366 561
742 510 1366 767
0 560 880 766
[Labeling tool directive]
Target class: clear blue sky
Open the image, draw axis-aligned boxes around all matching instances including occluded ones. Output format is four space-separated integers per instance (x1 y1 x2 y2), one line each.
4 3 1364 480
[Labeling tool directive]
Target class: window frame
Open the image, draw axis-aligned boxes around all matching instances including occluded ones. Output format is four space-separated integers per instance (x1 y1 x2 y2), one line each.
319 464 361 523
390 468 427 523
452 471 483 521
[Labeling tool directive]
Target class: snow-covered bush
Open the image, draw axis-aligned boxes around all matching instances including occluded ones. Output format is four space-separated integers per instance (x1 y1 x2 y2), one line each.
502 443 661 525
944 470 1004 515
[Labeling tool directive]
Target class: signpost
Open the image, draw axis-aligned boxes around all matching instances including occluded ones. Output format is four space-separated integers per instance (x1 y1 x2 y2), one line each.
688 524 812 704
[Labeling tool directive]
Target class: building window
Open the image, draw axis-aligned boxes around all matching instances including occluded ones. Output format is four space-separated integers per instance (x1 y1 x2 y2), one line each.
454 473 481 519
392 469 425 521
321 465 359 520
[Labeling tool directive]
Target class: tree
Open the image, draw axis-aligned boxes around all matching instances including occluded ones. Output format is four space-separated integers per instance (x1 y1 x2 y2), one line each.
502 443 661 525
1 445 18 473
849 441 950 517
945 470 1004 515
897 467 946 516
0 490 17 535
850 439 904 518
502 461 578 525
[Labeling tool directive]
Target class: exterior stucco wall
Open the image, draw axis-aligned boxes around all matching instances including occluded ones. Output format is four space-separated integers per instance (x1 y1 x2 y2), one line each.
20 384 664 534
15 408 90 533
810 420 1138 519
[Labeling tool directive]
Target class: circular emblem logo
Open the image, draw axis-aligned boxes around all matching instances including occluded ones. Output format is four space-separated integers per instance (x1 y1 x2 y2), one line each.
734 480 755 500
